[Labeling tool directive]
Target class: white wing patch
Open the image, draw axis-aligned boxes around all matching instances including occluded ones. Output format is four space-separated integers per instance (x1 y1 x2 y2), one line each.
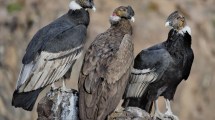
125 68 158 98
17 46 83 92
131 68 152 74
16 63 34 89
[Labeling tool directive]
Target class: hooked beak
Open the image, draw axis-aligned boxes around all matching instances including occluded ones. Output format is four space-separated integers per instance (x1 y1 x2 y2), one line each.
165 21 170 27
92 6 96 12
130 17 135 22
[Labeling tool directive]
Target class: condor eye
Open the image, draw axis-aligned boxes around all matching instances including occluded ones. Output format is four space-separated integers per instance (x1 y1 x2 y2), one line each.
177 17 180 19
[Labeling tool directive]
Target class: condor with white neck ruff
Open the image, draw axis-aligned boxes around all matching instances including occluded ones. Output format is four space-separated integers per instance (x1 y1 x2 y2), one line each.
123 11 194 120
12 0 96 111
79 6 135 120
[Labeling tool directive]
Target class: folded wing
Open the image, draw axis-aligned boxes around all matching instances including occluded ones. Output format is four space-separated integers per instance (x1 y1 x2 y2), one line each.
125 48 172 98
16 25 87 92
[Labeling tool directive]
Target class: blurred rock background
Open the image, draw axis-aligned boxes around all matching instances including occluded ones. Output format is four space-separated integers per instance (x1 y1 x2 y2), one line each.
0 0 215 120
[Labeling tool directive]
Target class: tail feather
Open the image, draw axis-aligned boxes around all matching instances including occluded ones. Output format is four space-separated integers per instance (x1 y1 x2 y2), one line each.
122 91 153 113
140 93 153 113
12 88 43 111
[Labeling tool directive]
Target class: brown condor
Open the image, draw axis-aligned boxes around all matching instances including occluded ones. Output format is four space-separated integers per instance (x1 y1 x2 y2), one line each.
78 6 135 120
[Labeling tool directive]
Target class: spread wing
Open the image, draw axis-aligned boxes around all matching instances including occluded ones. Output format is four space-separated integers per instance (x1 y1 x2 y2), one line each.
125 48 172 98
79 34 134 120
16 25 87 92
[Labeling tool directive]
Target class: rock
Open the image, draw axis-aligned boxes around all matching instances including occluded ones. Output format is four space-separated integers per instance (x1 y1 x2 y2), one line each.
108 107 181 120
37 88 79 120
108 107 152 120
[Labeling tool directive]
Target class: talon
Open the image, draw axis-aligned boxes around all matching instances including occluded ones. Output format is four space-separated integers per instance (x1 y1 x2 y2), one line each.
153 100 164 120
60 80 71 92
164 99 179 120
51 83 58 91
164 114 179 120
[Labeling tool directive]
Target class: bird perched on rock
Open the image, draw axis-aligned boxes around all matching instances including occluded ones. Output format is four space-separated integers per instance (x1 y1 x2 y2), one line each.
12 0 96 111
78 6 135 120
123 11 194 120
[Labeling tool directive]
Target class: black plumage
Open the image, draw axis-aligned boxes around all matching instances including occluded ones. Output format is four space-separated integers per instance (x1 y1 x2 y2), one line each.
123 11 194 119
12 0 95 111
78 6 135 120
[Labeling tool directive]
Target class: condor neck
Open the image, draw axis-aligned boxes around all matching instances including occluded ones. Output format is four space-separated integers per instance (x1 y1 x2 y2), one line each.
111 18 132 35
67 9 90 26
164 29 192 52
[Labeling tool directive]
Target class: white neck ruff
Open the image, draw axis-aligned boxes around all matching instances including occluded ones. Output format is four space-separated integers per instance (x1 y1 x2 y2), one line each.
69 1 82 10
179 26 191 35
109 15 121 22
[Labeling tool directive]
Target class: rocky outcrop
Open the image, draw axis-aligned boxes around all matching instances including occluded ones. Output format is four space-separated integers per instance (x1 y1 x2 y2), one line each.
108 107 151 120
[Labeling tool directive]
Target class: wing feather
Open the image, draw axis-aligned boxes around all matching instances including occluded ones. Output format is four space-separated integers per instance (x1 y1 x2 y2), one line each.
16 23 87 92
16 64 33 89
124 49 172 98
17 46 83 92
125 69 157 98
106 34 134 84
22 14 76 64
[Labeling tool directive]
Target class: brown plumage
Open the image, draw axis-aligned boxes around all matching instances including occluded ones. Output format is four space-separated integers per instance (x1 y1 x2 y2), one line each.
78 6 135 120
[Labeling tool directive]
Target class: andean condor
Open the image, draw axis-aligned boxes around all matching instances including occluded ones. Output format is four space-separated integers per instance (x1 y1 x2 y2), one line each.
12 0 96 111
123 11 194 120
78 6 135 120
